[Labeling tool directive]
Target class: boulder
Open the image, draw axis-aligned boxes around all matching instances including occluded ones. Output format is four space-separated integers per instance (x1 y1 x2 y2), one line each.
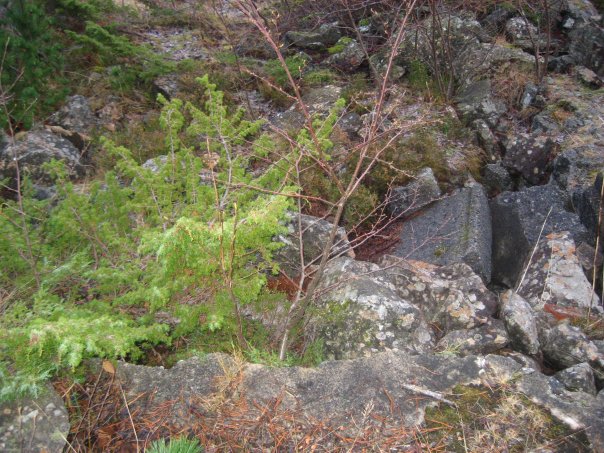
116 351 604 450
454 79 507 128
552 145 604 192
152 75 180 100
48 94 97 134
272 85 342 131
0 386 70 453
481 162 512 195
568 21 604 76
502 133 558 185
285 23 341 50
472 119 500 161
436 320 509 356
572 171 604 241
392 182 492 282
336 112 363 139
0 130 85 187
380 256 498 332
325 39 365 71
275 214 353 278
504 16 548 52
500 290 540 356
490 184 590 287
576 66 603 89
310 257 433 359
541 322 604 379
387 167 441 219
554 362 597 395
516 231 601 311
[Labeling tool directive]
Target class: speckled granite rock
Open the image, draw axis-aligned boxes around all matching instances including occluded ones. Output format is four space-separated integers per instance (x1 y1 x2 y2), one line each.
516 232 601 311
309 256 433 360
0 386 70 453
554 362 597 396
500 290 540 356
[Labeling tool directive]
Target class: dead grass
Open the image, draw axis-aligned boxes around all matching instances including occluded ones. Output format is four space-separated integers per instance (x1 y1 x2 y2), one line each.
423 384 591 452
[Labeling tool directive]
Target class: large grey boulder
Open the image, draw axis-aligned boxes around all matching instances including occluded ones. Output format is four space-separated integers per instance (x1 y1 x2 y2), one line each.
552 145 604 192
116 351 604 450
393 182 492 282
0 386 70 453
380 256 498 332
516 231 601 311
454 79 507 129
502 133 557 185
285 23 341 50
541 322 604 380
275 213 353 278
387 167 441 219
309 257 433 360
48 94 97 134
490 184 590 287
0 130 85 187
554 362 597 395
500 290 540 356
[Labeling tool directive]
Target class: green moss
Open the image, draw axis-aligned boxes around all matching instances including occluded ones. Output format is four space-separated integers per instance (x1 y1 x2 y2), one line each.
328 37 354 55
303 69 336 86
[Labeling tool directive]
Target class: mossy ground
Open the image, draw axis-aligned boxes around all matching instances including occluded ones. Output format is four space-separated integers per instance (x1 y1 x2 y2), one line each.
423 384 590 452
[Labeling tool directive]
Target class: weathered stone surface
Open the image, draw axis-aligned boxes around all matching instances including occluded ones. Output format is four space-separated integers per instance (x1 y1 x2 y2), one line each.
380 256 498 332
572 171 604 241
0 130 85 186
310 257 433 359
436 320 509 356
554 362 597 395
576 66 603 88
336 111 363 138
515 370 604 451
285 23 341 50
516 232 601 311
568 21 604 76
387 167 441 219
152 75 180 100
117 351 604 450
482 161 512 195
0 386 70 453
454 79 507 128
500 290 540 355
505 16 548 52
552 145 604 192
272 85 342 130
275 213 353 278
502 133 557 185
472 119 500 161
541 322 604 379
393 183 492 282
490 184 590 287
325 39 365 71
48 94 97 134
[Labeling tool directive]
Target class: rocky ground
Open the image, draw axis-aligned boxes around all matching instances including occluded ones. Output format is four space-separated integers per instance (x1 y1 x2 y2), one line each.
1 0 604 451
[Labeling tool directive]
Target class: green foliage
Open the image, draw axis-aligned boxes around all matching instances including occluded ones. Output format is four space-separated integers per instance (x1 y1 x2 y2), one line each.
327 37 353 55
66 22 175 91
407 59 430 90
0 76 299 399
303 69 336 87
264 53 309 88
147 437 203 453
0 0 67 129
